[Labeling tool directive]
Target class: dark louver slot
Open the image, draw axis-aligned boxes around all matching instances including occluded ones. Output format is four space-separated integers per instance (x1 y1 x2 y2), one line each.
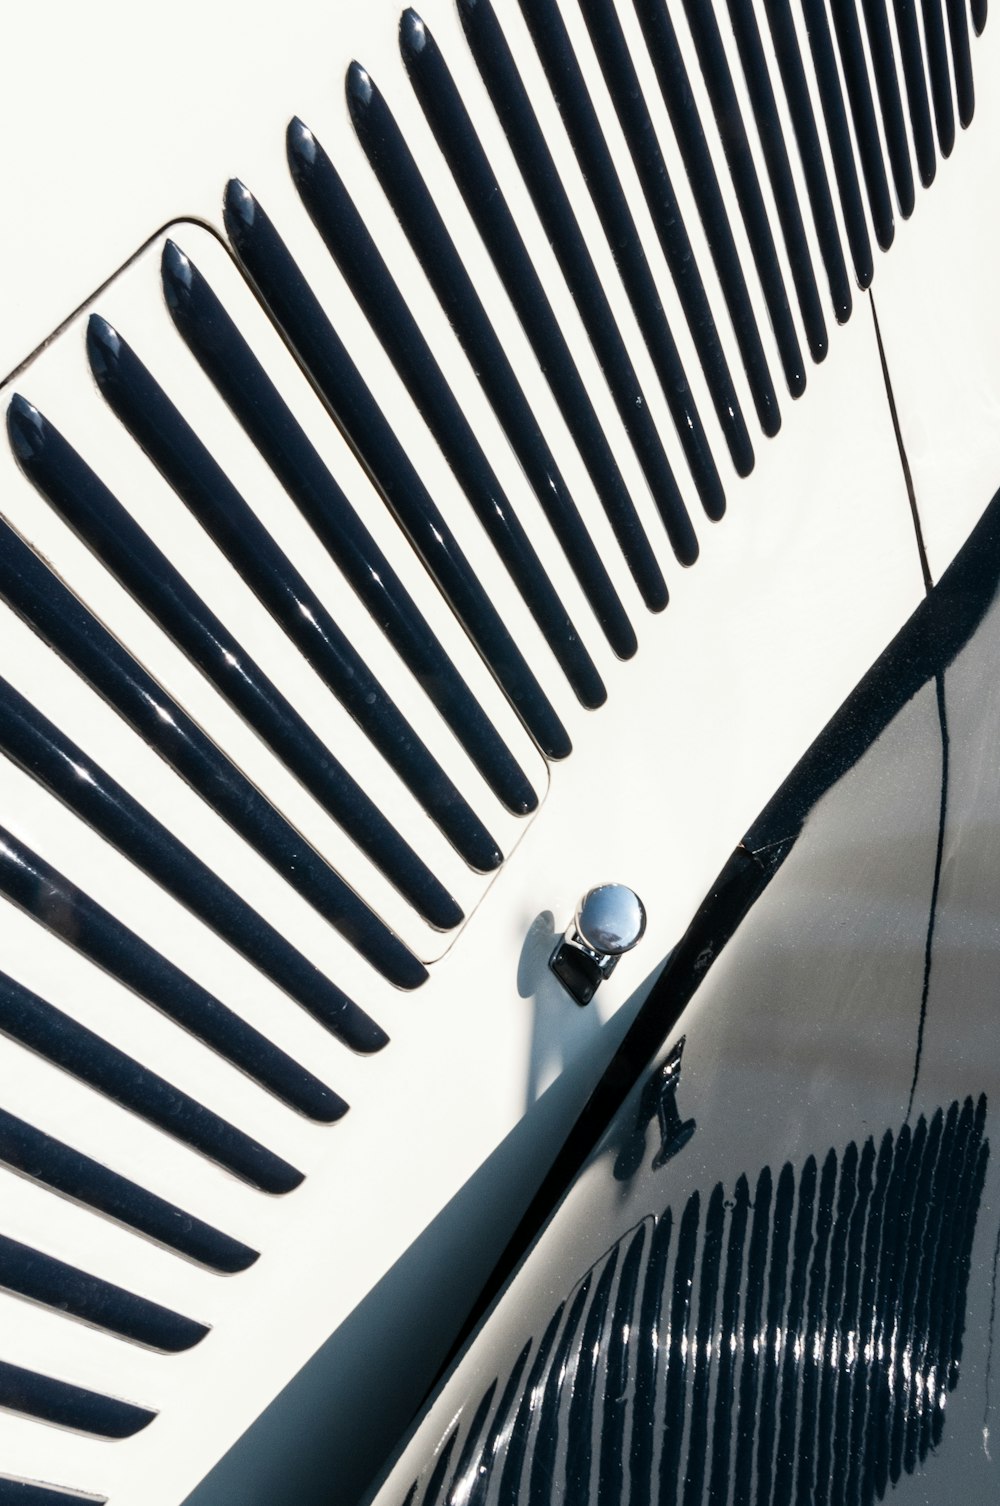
830 0 897 249
0 1106 257 1273
726 0 830 361
678 0 807 394
0 1477 106 1504
0 1481 103 1506
0 1234 207 1353
0 969 303 1194
631 0 783 433
222 184 573 763
893 0 938 186
922 0 957 155
495 1301 566 1502
400 1098 988 1506
0 824 344 1123
458 0 727 525
0 1360 155 1439
7 395 472 928
159 242 538 821
288 109 651 639
0 675 393 1041
800 0 875 287
860 0 916 217
432 1378 496 1506
0 499 433 982
946 0 976 128
317 74 620 691
87 317 502 882
399 11 703 563
518 0 756 472
763 0 853 319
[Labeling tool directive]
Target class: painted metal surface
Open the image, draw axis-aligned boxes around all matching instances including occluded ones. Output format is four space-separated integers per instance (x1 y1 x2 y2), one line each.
375 480 1000 1506
0 0 990 1501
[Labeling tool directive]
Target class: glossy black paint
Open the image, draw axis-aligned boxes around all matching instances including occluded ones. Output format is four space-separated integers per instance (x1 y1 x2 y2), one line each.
381 475 1000 1506
544 1281 594 1498
631 0 783 434
921 0 957 155
286 116 649 639
890 0 937 187
511 0 756 474
0 674 389 1049
947 0 976 127
746 515 1000 854
344 67 629 678
0 1484 104 1506
0 488 429 987
400 1103 987 1505
0 1230 208 1353
87 314 501 880
726 0 829 362
0 1475 106 1499
0 1360 155 1439
497 1301 565 1504
762 0 853 321
973 0 988 34
0 968 303 1194
7 394 468 927
861 0 917 216
446 1385 497 1506
687 1185 724 1506
456 0 727 523
664 1192 700 1498
831 0 897 249
0 1481 97 1506
222 183 572 764
469 1347 530 1506
679 0 807 394
401 11 705 559
548 938 603 1008
446 481 1000 1417
161 241 537 820
801 0 875 288
0 1105 257 1273
0 823 343 1123
600 1226 643 1501
567 1254 617 1500
614 1038 695 1180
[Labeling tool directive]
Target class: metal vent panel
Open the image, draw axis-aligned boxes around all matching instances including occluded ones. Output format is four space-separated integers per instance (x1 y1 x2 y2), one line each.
0 0 980 1499
2 227 551 969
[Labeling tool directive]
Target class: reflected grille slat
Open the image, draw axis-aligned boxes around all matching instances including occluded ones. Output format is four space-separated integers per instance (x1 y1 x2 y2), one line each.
401 1101 989 1505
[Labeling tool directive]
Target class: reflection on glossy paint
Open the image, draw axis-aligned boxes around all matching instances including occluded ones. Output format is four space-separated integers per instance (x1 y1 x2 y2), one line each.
402 1099 988 1505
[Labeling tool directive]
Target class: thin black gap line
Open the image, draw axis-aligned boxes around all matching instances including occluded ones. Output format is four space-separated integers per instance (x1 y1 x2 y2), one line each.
906 667 949 1122
982 1214 1000 1453
870 292 947 1112
0 217 222 389
869 293 933 593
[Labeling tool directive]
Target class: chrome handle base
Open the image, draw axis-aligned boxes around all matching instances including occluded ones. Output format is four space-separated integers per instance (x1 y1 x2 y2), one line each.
549 883 646 1005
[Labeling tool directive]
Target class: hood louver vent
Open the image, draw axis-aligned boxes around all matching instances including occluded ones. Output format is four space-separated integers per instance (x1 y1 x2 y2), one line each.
0 0 988 1500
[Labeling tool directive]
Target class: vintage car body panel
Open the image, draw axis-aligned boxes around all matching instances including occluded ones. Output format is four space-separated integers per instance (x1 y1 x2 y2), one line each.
0 2 995 1503
370 469 1000 1506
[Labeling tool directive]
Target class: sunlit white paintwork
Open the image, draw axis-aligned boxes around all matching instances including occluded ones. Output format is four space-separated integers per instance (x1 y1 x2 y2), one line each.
869 12 1000 582
0 0 986 1501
